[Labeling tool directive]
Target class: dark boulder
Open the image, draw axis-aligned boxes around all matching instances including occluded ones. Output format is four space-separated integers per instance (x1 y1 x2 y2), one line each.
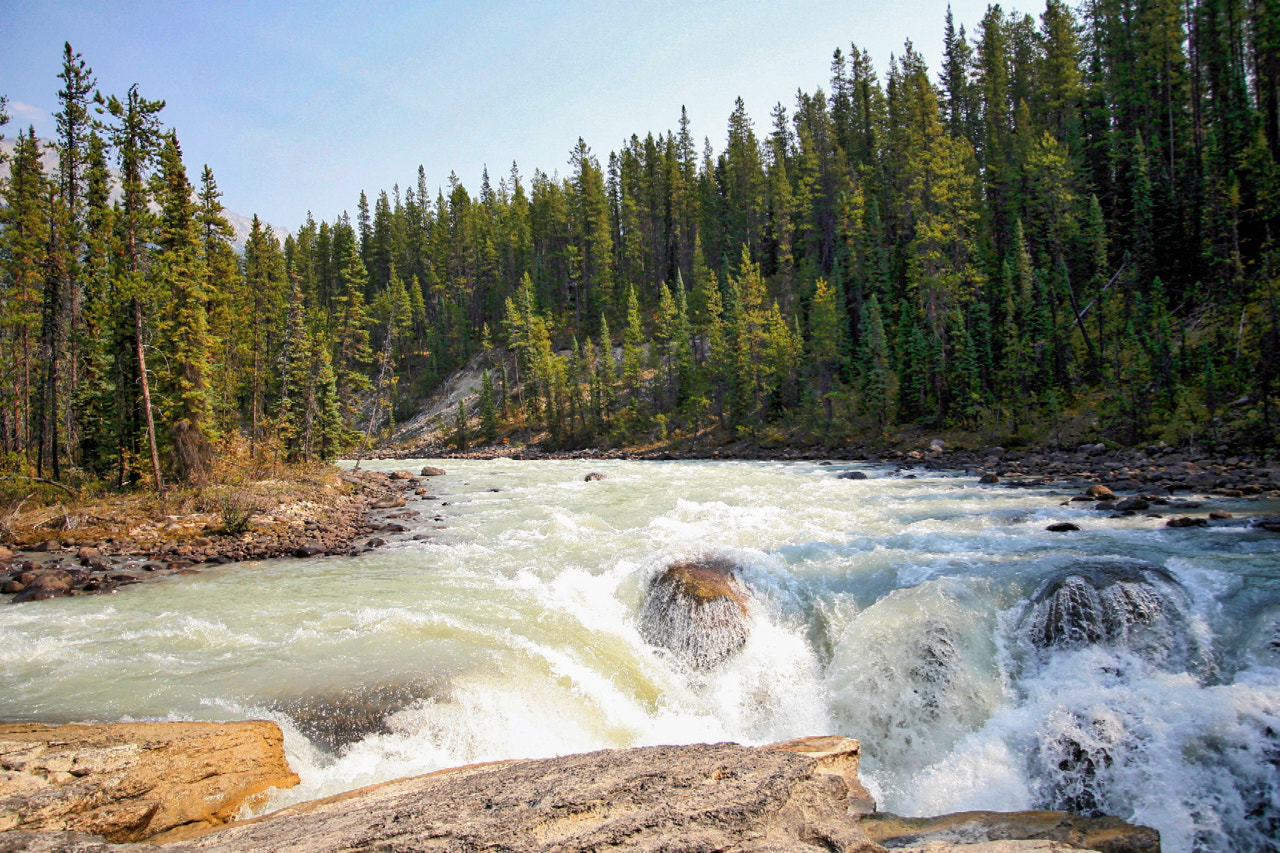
1167 516 1208 528
293 542 326 558
639 557 751 670
1018 561 1196 670
1046 522 1080 532
837 470 868 480
419 466 446 477
584 472 607 481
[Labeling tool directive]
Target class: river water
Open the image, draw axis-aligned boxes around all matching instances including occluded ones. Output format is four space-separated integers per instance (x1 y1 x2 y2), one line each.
2 459 1278 852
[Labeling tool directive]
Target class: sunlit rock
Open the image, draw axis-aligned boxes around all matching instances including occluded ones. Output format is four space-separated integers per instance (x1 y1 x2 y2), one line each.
638 556 750 670
0 721 297 843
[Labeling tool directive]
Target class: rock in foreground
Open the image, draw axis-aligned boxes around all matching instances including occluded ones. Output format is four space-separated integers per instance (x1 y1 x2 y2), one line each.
639 556 751 669
143 739 882 853
0 722 298 843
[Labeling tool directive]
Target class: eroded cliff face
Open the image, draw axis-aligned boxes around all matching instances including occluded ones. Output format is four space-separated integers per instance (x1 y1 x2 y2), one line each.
0 722 298 843
0 726 1159 853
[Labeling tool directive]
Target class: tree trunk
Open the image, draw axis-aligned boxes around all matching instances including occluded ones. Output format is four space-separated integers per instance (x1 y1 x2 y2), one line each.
134 297 164 492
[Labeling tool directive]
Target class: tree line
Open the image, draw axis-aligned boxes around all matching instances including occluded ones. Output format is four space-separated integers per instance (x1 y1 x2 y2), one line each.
4 0 1280 490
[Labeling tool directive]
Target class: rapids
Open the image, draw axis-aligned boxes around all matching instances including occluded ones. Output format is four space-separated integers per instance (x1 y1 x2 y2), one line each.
1 459 1278 852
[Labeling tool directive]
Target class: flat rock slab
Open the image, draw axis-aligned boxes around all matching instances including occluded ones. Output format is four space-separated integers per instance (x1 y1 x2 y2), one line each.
861 810 1159 852
168 740 880 853
0 722 298 843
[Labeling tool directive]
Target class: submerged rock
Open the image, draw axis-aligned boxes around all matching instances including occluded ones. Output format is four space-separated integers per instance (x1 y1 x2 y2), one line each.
1018 561 1196 670
638 557 750 669
270 679 447 753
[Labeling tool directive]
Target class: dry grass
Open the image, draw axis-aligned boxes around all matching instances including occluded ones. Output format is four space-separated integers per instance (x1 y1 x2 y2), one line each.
0 456 359 549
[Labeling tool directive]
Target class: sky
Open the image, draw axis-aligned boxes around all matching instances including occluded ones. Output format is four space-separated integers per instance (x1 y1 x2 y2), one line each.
2 0 998 233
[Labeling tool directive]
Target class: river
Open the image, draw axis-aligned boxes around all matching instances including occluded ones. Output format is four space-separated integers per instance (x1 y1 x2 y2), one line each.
2 459 1278 852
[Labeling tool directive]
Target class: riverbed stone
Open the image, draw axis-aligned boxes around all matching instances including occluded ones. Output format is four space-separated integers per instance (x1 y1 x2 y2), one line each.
584 472 607 481
419 466 446 477
0 721 298 844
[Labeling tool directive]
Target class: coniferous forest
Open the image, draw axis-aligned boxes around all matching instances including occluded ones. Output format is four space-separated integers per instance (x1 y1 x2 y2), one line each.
3 0 1280 491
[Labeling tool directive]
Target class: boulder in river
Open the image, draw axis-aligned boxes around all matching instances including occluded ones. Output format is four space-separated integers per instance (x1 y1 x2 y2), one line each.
584 472 607 481
1018 560 1196 670
837 470 868 480
419 466 446 477
638 557 751 669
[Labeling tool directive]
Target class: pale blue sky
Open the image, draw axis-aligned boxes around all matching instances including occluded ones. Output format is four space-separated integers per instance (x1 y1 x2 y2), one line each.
2 1 1000 231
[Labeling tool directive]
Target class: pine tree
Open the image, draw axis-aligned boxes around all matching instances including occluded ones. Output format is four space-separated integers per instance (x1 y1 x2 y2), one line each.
152 133 212 482
479 368 499 443
0 128 49 463
453 400 468 450
105 84 166 489
858 294 893 430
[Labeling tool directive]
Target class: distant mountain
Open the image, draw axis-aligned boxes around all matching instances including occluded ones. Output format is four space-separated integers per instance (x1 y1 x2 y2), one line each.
0 136 281 254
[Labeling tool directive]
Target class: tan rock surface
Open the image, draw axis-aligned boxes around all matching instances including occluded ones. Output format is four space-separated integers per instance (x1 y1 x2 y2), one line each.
861 810 1159 853
171 741 882 852
0 721 298 843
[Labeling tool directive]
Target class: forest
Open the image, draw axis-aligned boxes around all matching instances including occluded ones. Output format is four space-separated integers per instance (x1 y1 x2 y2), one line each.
2 0 1280 492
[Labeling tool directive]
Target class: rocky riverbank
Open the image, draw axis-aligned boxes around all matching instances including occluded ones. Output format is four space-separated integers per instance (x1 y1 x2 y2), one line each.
0 723 1159 852
0 467 443 604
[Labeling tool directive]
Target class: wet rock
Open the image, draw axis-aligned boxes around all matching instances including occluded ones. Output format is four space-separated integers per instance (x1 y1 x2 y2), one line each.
1166 516 1207 528
1252 516 1280 532
1085 484 1115 499
292 542 325 558
370 495 405 510
862 810 1159 852
0 721 298 843
1046 522 1080 532
10 587 67 604
419 466 446 477
388 470 416 481
1 580 24 594
584 472 607 481
1209 510 1233 520
364 537 387 548
271 680 446 753
639 557 751 670
1115 498 1149 511
1018 561 1195 669
979 473 1000 484
837 470 868 480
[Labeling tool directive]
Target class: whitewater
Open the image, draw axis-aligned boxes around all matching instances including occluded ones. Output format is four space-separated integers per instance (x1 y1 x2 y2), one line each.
2 459 1277 852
